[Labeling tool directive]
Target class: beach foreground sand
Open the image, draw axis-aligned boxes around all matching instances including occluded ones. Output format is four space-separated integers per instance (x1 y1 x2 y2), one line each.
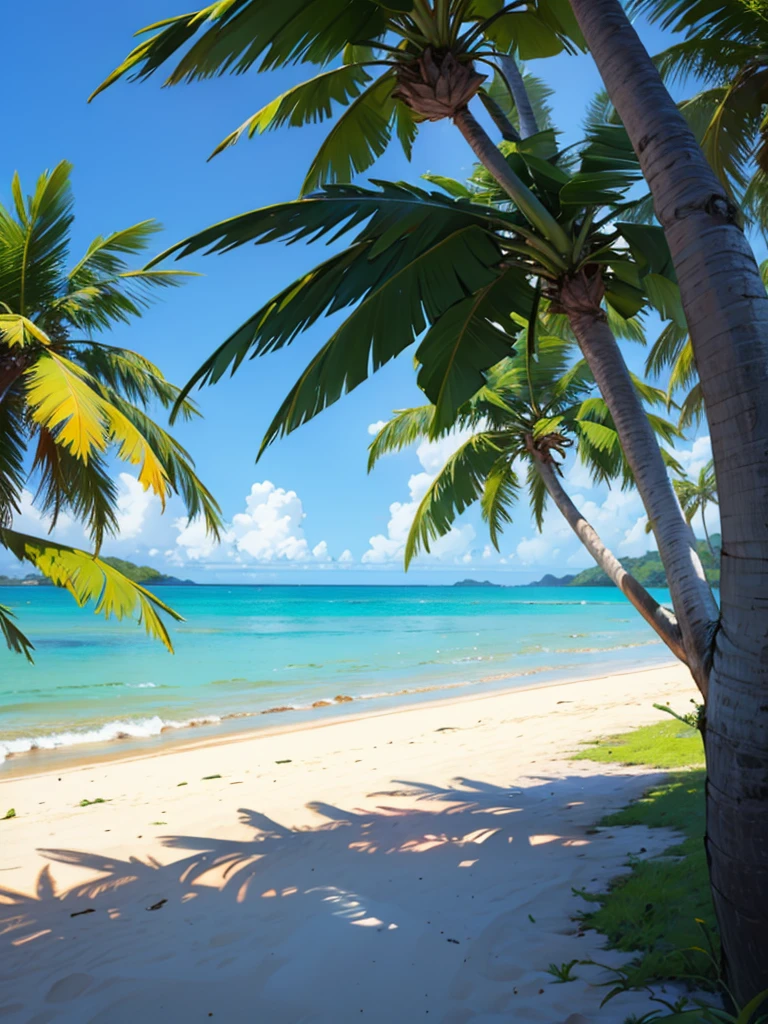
0 664 699 1023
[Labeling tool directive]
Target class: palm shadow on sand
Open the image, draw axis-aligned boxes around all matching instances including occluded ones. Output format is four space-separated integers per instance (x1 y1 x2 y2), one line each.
0 770 663 1022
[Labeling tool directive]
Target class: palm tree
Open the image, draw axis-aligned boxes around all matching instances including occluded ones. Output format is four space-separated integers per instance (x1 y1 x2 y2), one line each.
0 162 223 659
92 0 718 684
674 460 719 557
521 0 768 1002
369 336 686 658
95 0 768 996
152 123 715 686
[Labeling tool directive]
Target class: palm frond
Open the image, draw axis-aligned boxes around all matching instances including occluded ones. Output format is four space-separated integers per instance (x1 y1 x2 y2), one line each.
0 162 73 317
367 405 437 471
301 72 398 194
0 603 35 662
89 0 388 97
526 460 548 530
480 455 520 549
1 528 183 652
70 343 201 420
32 430 119 552
210 62 376 157
405 432 503 568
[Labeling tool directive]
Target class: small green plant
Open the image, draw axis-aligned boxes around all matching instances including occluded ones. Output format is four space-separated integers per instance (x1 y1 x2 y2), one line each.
653 700 706 732
3 808 16 820
150 821 167 825
79 798 109 807
177 781 188 786
201 774 221 780
546 960 579 983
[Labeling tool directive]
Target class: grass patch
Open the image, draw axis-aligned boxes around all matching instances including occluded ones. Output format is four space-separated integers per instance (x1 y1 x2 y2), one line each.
574 718 703 769
574 720 716 990
79 798 109 807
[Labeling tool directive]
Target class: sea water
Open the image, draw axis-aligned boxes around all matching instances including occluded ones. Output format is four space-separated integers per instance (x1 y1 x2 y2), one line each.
0 584 676 768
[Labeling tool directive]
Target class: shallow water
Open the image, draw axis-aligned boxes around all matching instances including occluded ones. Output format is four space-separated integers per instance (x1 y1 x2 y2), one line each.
0 584 674 766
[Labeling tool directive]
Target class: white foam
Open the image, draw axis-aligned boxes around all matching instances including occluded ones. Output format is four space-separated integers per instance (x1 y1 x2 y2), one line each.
0 714 221 764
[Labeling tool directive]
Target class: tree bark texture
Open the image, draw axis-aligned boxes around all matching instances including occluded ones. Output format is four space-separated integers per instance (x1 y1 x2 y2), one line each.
495 56 539 139
561 277 718 693
569 0 768 1001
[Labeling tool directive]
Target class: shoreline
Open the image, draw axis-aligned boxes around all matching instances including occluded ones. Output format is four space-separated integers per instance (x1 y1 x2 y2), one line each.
0 662 698 1024
0 655 679 780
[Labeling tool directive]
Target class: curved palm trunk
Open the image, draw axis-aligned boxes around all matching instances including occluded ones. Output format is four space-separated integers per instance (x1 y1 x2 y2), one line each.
478 92 521 143
535 458 686 662
568 0 768 1001
560 279 719 695
452 105 571 253
495 57 538 139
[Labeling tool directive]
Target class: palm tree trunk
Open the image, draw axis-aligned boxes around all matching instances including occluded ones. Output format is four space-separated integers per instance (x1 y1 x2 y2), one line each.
452 105 571 253
568 0 768 1001
495 56 538 139
535 457 686 662
559 276 718 695
478 92 521 143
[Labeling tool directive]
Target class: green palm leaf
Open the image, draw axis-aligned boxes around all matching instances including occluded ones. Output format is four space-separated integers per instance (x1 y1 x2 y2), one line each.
0 604 35 663
210 62 376 157
367 405 438 471
405 432 503 568
481 456 520 550
301 73 399 194
32 430 119 552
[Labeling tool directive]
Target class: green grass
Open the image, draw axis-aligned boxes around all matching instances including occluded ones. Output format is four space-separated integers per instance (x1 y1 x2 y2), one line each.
574 718 704 769
574 720 717 990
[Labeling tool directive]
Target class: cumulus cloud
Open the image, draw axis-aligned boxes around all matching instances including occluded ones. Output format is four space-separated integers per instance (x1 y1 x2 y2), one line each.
338 549 354 564
172 480 335 568
367 420 387 436
115 472 157 539
676 435 712 478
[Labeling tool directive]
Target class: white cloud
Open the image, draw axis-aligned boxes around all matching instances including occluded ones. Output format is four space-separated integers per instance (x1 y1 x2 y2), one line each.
482 544 492 560
115 472 157 539
367 420 387 436
338 549 354 564
676 435 712 479
172 480 334 568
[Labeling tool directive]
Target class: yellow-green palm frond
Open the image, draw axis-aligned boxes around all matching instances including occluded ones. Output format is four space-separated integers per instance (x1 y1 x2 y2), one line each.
96 391 223 537
0 528 183 652
0 313 52 348
25 352 171 505
26 352 109 462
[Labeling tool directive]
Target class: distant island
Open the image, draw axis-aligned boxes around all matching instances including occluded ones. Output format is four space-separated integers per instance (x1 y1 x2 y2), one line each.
528 536 720 588
453 579 502 588
0 556 195 587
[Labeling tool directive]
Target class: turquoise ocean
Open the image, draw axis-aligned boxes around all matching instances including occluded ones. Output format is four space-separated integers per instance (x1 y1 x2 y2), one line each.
0 584 675 770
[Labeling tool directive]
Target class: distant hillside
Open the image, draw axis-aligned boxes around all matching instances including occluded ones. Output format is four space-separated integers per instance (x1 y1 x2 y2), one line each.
0 558 194 587
100 558 195 586
453 579 502 588
530 536 721 588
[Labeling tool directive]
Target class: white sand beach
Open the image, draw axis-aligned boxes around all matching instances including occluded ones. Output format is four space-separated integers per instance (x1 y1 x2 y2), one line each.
0 663 697 1023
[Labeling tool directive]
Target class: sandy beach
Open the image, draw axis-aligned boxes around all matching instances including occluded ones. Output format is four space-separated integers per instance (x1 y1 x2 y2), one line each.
0 663 698 1023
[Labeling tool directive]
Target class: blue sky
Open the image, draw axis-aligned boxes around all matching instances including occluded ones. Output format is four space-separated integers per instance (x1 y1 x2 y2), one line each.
4 2 715 584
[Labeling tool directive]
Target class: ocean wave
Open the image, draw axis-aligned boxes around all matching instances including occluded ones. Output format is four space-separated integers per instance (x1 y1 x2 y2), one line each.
0 714 221 764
